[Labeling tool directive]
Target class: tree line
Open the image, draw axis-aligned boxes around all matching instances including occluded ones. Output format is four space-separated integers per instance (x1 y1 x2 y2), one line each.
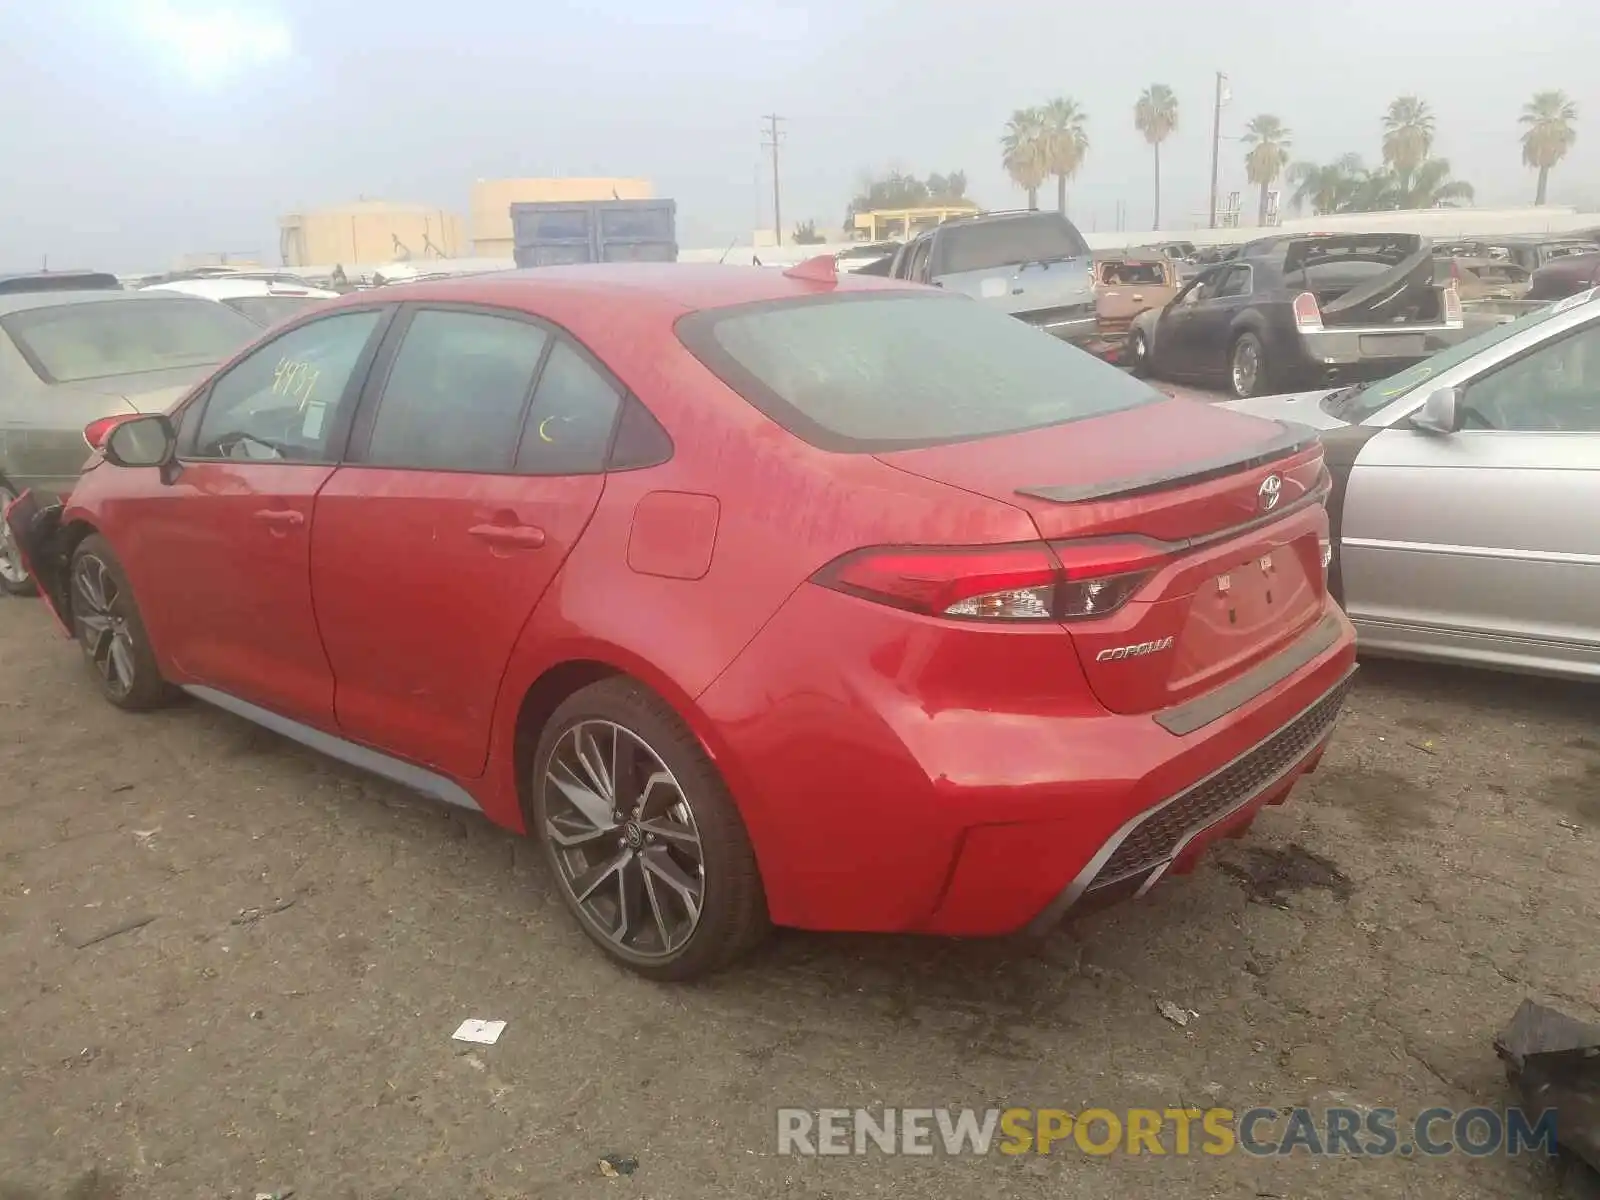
992 89 1579 229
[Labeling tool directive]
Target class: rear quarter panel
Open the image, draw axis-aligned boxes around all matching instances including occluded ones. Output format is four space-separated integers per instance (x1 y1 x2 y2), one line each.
478 314 1042 827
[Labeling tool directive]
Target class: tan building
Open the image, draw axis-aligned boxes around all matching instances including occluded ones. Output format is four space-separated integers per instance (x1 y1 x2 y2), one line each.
469 178 654 257
278 201 466 268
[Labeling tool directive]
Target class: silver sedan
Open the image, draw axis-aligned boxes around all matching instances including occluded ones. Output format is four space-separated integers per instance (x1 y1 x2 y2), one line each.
1220 288 1600 681
0 288 259 594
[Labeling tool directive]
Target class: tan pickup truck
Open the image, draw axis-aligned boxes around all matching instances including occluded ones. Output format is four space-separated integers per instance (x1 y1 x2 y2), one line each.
1084 255 1180 363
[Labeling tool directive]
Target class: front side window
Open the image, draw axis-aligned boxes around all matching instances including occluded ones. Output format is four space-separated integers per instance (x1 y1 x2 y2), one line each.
192 309 383 461
1461 320 1600 433
366 309 549 472
1213 267 1251 298
678 293 1160 452
1 297 259 384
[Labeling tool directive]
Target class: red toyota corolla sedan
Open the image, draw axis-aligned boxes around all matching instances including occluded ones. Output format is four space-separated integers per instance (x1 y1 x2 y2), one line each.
5 261 1357 980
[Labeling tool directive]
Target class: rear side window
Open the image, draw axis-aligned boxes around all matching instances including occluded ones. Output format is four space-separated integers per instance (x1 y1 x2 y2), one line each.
2 297 259 383
937 215 1089 275
678 294 1160 452
366 309 549 472
513 340 623 475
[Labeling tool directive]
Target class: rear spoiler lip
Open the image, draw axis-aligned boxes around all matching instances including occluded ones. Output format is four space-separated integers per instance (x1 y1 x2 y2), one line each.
1016 420 1323 505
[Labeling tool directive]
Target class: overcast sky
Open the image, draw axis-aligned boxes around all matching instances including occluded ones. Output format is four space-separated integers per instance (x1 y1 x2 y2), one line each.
3 0 1595 269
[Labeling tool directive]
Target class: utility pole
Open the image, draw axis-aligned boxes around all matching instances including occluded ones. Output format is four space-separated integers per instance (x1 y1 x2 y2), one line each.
762 114 785 246
1208 73 1228 229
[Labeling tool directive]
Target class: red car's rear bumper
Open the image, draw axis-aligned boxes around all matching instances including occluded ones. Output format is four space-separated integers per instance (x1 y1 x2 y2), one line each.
697 584 1358 937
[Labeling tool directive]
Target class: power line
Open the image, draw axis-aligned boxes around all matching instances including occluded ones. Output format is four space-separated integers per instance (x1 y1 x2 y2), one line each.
762 114 785 247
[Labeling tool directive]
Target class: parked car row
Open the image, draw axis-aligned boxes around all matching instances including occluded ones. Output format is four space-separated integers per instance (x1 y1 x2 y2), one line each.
2 253 1593 987
5 259 1361 980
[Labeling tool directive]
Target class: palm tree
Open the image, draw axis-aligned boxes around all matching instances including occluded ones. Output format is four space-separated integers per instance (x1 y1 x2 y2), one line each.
1242 114 1292 225
1039 98 1090 216
1001 107 1050 210
1389 158 1475 209
1520 91 1578 205
1382 96 1436 181
1134 84 1179 228
1286 153 1367 215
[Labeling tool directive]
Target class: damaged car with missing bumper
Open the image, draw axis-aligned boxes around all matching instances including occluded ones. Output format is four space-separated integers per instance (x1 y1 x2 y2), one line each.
1125 233 1470 399
1083 254 1182 364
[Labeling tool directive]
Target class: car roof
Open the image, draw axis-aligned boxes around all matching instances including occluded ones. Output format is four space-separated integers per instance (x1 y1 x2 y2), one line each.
0 288 210 317
338 263 920 319
146 278 339 300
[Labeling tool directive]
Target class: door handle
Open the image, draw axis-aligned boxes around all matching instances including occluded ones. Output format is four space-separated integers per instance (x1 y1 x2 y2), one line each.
252 508 305 529
468 523 546 550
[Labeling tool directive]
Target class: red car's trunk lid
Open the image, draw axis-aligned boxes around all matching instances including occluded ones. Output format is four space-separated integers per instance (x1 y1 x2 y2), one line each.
876 401 1332 716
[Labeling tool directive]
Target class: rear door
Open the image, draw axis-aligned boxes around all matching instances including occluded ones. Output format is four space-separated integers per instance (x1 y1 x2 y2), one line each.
120 306 392 723
310 304 621 778
1340 315 1600 671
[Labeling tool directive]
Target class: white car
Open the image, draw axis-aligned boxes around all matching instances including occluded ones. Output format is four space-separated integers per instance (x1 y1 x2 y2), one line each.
141 277 339 327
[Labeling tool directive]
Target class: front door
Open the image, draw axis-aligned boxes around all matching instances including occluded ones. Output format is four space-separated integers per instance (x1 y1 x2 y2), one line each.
125 307 390 724
1192 264 1253 380
311 305 622 778
1153 274 1213 377
1341 315 1600 670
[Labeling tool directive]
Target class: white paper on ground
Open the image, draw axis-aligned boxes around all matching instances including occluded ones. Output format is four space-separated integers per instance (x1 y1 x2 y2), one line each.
452 1018 507 1045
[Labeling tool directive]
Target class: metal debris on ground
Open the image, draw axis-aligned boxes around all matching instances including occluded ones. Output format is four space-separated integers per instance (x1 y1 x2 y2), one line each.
255 1190 295 1200
1157 999 1195 1027
1494 999 1600 1180
72 914 157 949
232 898 297 926
451 1018 507 1045
599 1154 639 1178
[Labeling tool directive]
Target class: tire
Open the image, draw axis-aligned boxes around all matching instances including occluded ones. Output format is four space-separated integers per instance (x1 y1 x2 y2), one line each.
67 535 176 711
1229 331 1270 399
0 481 38 597
531 677 769 981
1126 330 1151 378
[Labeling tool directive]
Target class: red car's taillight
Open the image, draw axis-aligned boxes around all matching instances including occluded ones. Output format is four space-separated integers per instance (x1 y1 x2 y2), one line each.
811 539 1164 623
84 413 139 450
1292 291 1323 331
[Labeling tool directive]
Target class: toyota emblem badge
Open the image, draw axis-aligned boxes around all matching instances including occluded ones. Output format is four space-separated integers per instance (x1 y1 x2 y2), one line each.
1258 474 1283 512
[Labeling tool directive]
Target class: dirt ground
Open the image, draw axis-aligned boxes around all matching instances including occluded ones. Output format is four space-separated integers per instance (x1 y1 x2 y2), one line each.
1 597 1596 1200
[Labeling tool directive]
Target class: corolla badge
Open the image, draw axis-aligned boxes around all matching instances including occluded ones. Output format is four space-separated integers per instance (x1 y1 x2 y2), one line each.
1095 636 1175 662
1258 474 1283 512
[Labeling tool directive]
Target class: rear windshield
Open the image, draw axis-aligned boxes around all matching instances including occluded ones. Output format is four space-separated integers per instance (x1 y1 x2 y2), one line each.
0 273 122 294
676 293 1161 452
225 295 324 326
939 215 1089 275
1098 261 1167 285
0 297 258 383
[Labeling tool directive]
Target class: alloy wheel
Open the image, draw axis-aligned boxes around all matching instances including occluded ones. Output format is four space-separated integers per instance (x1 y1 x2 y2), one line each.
73 554 137 700
542 720 706 959
1232 339 1260 397
0 487 28 587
